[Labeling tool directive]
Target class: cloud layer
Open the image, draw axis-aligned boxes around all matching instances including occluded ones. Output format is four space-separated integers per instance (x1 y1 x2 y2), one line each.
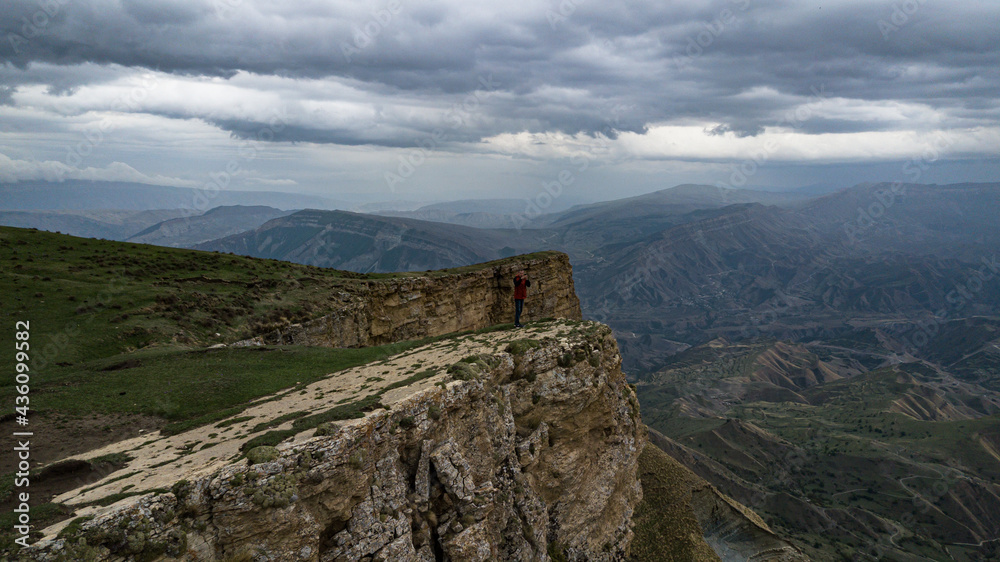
1 0 997 198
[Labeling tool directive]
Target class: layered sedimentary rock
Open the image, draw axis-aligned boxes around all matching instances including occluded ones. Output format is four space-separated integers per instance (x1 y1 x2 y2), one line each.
235 251 582 348
23 322 641 561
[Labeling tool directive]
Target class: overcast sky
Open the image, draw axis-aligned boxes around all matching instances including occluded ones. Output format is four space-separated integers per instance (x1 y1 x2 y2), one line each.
1 0 998 205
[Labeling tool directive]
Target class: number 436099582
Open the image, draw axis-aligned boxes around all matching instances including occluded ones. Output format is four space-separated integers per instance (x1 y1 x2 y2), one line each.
15 321 30 418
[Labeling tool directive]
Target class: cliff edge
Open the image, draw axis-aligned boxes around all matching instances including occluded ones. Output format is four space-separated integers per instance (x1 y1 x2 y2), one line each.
234 251 582 348
20 320 641 561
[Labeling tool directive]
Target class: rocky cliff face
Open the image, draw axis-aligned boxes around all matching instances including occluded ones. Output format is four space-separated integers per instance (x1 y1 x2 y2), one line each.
236 251 581 348
22 321 641 561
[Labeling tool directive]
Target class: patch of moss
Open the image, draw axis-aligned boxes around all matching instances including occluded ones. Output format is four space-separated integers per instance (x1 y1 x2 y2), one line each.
240 430 297 453
246 446 280 465
547 541 568 562
506 339 541 356
447 361 481 381
314 422 337 436
57 515 95 540
249 473 298 509
291 394 383 431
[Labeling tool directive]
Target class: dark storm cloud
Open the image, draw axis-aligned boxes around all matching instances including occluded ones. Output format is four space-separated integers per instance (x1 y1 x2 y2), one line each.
706 123 764 138
1 0 997 148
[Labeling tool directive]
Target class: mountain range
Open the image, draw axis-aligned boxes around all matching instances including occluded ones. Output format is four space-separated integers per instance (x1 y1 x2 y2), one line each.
195 209 536 273
126 205 294 248
0 180 344 211
4 179 1000 559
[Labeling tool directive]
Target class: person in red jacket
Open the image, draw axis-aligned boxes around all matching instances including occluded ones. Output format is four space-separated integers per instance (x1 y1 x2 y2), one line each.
513 270 530 327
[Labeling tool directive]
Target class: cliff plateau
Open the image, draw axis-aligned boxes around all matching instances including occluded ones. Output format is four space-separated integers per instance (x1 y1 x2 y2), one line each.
20 321 641 562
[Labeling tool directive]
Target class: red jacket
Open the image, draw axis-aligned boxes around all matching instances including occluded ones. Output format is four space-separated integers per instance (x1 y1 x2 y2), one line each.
513 275 530 300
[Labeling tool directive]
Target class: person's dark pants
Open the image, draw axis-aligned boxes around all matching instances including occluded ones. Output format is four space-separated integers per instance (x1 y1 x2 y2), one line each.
515 299 524 326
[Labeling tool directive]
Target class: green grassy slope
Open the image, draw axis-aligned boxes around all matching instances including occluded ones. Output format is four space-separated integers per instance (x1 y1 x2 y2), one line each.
1 226 559 425
630 444 721 562
0 226 558 363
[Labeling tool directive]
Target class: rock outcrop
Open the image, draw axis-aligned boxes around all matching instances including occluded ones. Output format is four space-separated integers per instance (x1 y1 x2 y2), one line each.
235 251 582 348
22 321 641 561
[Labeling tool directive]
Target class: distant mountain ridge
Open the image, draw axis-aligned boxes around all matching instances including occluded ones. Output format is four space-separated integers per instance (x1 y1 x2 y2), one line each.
127 205 294 248
196 209 536 272
0 208 188 240
5 180 1000 561
0 180 345 211
538 184 809 228
375 198 570 229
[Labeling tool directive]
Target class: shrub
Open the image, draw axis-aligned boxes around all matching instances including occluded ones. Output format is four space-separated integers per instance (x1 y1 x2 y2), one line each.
240 430 296 453
246 446 279 465
447 362 480 381
506 339 540 356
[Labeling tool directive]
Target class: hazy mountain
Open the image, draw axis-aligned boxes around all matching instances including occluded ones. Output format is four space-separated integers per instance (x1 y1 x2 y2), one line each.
553 183 1000 371
196 209 535 272
127 205 294 248
416 199 538 214
179 182 1000 369
351 200 430 213
799 182 1000 258
0 181 345 211
539 184 808 226
375 199 567 229
0 208 189 240
377 209 529 229
528 184 812 254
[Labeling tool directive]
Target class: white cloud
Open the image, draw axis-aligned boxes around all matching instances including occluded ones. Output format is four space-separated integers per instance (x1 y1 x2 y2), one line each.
1 0 998 199
0 152 199 186
477 124 1000 164
244 177 298 187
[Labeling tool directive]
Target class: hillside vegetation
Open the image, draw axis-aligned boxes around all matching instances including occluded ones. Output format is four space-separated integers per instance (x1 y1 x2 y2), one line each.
0 226 560 551
638 336 1000 561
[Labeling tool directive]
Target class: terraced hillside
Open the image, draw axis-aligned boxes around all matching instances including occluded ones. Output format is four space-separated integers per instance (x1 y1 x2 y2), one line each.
638 337 1000 561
